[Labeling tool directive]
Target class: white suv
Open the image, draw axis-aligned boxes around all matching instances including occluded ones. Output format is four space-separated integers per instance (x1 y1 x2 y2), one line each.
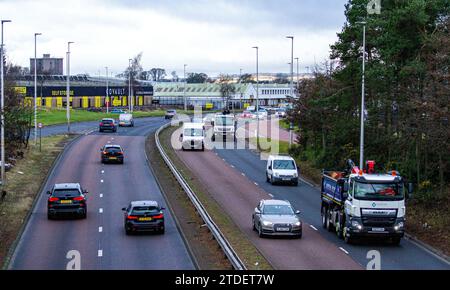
266 155 299 186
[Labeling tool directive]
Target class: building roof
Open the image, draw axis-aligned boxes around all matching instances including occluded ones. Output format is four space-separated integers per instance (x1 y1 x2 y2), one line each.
14 75 153 87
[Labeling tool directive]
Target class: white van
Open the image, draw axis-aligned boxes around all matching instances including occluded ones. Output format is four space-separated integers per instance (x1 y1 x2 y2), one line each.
266 155 299 186
119 113 134 127
180 123 205 151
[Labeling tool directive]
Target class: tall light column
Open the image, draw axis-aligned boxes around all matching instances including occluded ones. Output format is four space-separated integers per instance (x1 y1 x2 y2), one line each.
128 59 132 112
34 33 41 144
105 66 109 114
66 41 73 133
1 19 11 187
295 57 299 96
183 64 187 111
357 21 367 169
286 36 294 98
252 46 259 144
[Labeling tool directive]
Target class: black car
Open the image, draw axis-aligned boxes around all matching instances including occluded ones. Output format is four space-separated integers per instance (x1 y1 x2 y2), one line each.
99 118 117 132
47 183 88 219
101 145 124 164
165 110 177 119
122 201 165 235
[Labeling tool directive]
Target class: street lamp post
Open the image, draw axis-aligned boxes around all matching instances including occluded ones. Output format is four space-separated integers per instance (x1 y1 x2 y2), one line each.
1 20 11 187
252 46 259 144
357 21 367 169
66 41 73 133
286 36 294 98
295 57 299 95
183 64 187 111
34 33 41 144
105 66 109 114
128 58 132 112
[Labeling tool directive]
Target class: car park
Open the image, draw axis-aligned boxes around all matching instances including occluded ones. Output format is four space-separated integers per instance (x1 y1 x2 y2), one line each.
99 118 117 132
266 155 299 186
180 122 205 151
119 113 134 127
165 109 177 119
122 200 166 235
253 199 302 238
47 183 88 219
100 144 124 164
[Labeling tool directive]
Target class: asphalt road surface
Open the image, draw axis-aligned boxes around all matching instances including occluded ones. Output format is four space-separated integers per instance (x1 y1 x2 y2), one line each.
214 146 450 270
9 118 195 270
176 146 361 270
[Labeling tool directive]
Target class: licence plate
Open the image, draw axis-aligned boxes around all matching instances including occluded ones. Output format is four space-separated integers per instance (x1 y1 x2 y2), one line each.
60 200 72 204
139 217 152 221
282 178 291 181
371 227 385 232
109 157 117 160
277 227 290 232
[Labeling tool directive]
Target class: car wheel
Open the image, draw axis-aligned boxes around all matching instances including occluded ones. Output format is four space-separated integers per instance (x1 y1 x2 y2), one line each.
81 212 87 219
159 227 165 235
258 223 264 238
47 213 53 220
252 217 256 231
293 180 299 186
266 173 270 183
125 228 131 235
201 143 205 151
270 175 275 185
392 237 401 246
296 233 302 239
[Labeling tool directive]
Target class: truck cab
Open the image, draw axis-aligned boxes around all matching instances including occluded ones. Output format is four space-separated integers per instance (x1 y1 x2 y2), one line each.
180 122 205 151
321 160 412 245
212 114 236 142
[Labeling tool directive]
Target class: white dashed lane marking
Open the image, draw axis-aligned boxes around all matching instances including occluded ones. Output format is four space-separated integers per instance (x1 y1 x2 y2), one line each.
98 250 103 257
101 170 104 174
309 225 318 231
254 182 258 186
100 179 104 183
99 208 103 214
99 194 103 198
241 173 246 176
99 227 103 233
339 247 349 255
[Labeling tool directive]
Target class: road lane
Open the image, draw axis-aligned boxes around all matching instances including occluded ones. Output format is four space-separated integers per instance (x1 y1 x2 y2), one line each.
175 148 361 270
215 147 450 270
9 118 195 270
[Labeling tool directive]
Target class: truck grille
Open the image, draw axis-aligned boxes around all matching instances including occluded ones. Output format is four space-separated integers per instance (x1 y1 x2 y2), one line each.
361 217 396 227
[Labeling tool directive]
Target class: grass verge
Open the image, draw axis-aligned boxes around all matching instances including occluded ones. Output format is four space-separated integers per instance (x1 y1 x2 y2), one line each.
160 126 272 270
0 134 75 267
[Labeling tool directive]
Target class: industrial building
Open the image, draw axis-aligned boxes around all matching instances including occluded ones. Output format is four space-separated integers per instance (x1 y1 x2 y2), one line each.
30 54 64 75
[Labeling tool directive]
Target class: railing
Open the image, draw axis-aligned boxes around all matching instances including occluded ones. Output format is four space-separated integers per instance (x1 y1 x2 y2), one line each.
155 123 247 270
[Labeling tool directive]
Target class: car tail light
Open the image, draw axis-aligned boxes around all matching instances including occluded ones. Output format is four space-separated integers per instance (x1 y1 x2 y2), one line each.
127 215 138 220
153 214 164 219
100 122 103 126
117 152 123 155
49 197 59 202
73 196 84 201
103 151 108 155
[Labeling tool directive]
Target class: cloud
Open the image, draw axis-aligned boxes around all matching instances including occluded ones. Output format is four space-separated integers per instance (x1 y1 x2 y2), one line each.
1 0 347 76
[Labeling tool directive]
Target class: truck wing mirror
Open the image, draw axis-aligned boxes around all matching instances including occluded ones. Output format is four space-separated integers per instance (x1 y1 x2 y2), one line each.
343 182 349 192
46 191 51 195
342 191 348 200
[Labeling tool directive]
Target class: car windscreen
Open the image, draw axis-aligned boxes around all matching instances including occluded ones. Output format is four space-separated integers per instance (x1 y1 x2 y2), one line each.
354 182 404 201
273 160 296 170
215 117 234 126
102 120 113 124
53 189 81 197
263 205 294 215
131 206 160 215
167 110 175 114
105 147 121 153
184 128 203 137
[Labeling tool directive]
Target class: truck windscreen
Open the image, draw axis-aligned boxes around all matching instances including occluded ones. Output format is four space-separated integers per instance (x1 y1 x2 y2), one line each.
184 128 203 137
215 117 234 126
354 182 404 201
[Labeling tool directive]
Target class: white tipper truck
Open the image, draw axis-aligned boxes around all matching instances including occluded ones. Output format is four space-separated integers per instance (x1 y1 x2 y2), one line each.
321 159 413 245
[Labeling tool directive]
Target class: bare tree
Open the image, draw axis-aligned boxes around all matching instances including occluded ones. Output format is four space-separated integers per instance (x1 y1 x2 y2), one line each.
218 74 236 109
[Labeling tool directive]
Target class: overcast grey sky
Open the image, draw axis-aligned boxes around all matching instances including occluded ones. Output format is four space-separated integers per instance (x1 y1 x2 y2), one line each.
1 0 348 77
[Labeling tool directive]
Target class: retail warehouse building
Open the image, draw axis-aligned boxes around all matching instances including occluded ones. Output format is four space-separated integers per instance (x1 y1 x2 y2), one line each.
14 76 295 109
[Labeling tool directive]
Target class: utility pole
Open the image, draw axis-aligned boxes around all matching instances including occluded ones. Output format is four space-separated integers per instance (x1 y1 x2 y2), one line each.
286 36 294 98
252 46 259 146
183 64 187 111
34 32 41 144
357 21 367 169
105 66 109 114
1 19 11 187
66 41 74 133
128 58 132 112
295 57 299 96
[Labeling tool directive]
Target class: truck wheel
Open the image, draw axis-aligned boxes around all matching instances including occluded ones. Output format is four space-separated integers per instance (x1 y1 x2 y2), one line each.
212 135 215 142
336 214 344 239
326 208 333 232
266 174 270 183
343 228 353 244
321 207 328 229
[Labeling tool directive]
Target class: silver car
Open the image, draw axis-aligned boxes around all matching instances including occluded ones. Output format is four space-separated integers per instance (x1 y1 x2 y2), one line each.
252 199 302 238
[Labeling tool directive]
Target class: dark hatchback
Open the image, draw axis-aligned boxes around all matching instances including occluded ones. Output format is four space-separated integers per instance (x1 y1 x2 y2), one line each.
122 201 165 235
101 145 124 164
99 118 117 132
47 183 88 219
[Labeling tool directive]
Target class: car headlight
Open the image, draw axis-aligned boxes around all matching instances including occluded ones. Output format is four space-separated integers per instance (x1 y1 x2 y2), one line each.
274 172 279 177
394 222 404 231
262 221 273 227
293 172 298 178
294 221 301 227
351 220 363 230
